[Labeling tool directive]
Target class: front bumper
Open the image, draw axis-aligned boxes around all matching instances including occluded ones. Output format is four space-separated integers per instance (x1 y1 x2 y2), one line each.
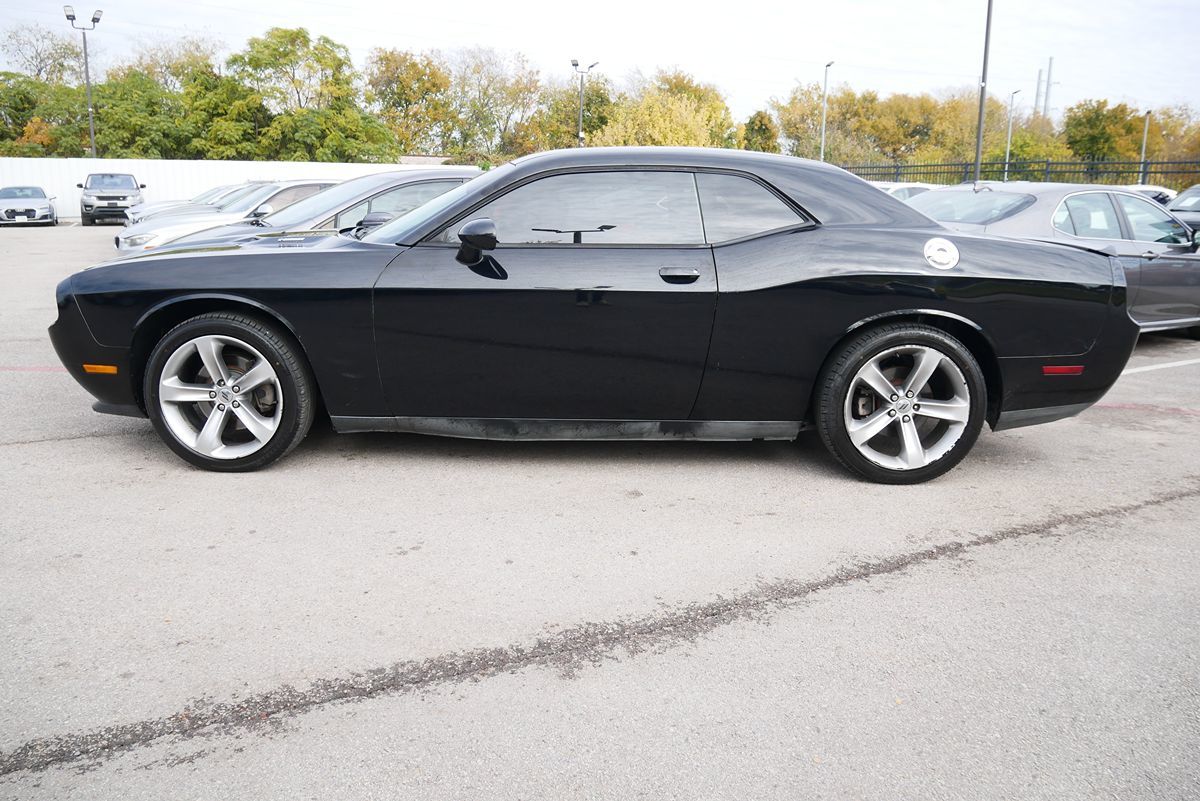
48 279 144 416
0 208 53 224
82 200 136 218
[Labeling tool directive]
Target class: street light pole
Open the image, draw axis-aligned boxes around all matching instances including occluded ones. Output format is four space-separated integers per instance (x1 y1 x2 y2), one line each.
819 60 834 162
571 60 598 147
64 6 102 158
972 0 994 185
1003 89 1020 182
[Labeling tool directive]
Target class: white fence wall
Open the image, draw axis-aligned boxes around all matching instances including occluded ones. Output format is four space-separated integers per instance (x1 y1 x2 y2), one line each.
0 156 449 219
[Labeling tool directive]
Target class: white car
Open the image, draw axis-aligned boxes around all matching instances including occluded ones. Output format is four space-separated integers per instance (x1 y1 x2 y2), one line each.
870 181 939 201
124 184 243 225
115 180 333 252
0 185 56 225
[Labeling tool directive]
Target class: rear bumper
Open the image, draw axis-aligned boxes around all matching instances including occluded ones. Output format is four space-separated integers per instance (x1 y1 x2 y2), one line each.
48 279 143 415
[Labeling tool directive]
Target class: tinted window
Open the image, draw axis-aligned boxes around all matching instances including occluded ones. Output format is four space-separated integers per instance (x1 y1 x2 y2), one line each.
85 174 137 190
372 180 461 217
443 171 704 245
267 184 328 211
1115 193 1191 244
695 172 803 242
1168 187 1200 211
907 190 1035 224
0 187 45 199
1054 193 1122 239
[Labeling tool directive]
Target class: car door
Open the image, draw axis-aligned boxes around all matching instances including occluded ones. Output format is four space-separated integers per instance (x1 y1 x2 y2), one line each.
1111 192 1200 326
1050 191 1164 326
373 169 717 421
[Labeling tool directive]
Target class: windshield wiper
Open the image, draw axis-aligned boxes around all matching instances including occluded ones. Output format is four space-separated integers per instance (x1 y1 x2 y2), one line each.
531 225 615 244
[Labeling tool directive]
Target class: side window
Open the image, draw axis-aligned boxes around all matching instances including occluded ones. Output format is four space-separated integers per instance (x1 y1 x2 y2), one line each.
441 171 704 245
335 201 368 229
1052 204 1074 235
1058 193 1121 240
370 180 461 218
1114 193 1191 244
696 172 804 242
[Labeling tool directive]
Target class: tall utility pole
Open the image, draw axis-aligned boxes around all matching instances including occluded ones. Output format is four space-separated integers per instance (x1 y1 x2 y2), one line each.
1042 56 1054 117
570 59 598 147
972 0 994 185
1139 110 1152 183
819 60 834 161
64 6 103 157
1003 89 1020 181
1033 68 1043 116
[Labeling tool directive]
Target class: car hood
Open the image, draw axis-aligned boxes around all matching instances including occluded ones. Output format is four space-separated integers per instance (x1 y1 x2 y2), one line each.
138 202 224 221
155 224 340 250
123 211 250 240
102 228 377 265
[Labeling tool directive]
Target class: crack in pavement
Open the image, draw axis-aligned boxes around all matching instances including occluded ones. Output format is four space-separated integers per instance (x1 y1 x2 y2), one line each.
4 478 1200 777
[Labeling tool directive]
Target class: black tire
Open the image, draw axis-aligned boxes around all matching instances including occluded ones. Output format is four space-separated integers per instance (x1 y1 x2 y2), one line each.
815 323 987 484
81 213 93 226
143 312 315 472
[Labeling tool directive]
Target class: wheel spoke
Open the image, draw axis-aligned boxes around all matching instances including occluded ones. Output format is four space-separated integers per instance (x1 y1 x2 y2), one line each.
848 407 896 446
194 405 230 455
159 376 214 404
914 398 970 424
233 360 274 393
858 361 897 402
898 417 926 468
903 348 943 396
231 402 277 443
194 336 229 384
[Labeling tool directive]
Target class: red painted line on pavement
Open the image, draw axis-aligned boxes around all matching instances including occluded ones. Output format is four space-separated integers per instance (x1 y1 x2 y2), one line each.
1094 402 1200 418
0 366 68 373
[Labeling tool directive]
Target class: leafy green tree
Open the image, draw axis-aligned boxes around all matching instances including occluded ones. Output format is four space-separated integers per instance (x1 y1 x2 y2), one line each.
742 110 779 153
507 76 614 153
179 68 273 160
365 49 455 154
1062 100 1144 160
227 27 356 111
93 70 190 158
592 88 716 147
444 47 540 154
120 36 222 93
652 70 737 147
0 71 87 156
258 106 396 162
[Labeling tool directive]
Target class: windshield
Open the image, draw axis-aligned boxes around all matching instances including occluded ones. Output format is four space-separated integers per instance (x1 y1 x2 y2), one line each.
364 164 513 244
190 185 233 204
85 174 138 191
263 173 400 228
0 187 46 199
1169 187 1200 211
908 189 1036 224
214 184 275 212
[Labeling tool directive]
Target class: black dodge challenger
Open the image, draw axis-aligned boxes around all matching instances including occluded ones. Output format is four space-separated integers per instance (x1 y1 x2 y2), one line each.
50 148 1139 483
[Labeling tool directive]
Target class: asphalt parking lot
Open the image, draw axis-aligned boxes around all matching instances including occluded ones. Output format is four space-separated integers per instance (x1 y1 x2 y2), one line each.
1 223 1198 800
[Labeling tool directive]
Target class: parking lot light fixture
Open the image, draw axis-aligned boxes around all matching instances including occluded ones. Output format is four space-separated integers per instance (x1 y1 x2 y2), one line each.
64 6 102 158
972 0 995 186
1139 110 1151 180
1003 89 1020 182
572 60 599 147
819 60 834 162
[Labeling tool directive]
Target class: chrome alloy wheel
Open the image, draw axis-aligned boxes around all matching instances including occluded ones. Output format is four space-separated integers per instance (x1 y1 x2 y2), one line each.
842 344 971 471
157 334 283 460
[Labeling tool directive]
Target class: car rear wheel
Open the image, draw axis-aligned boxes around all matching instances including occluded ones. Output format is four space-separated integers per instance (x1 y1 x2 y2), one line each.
815 323 986 484
144 313 315 471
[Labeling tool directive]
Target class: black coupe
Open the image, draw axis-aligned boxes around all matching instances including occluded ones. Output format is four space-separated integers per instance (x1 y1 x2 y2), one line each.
50 148 1139 483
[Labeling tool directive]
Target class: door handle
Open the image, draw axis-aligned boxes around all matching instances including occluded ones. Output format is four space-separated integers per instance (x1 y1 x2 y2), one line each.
658 266 701 284
1142 251 1159 260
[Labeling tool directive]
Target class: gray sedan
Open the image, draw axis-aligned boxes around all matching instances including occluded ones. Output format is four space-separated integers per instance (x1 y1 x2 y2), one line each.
161 168 480 250
909 182 1200 335
0 186 57 225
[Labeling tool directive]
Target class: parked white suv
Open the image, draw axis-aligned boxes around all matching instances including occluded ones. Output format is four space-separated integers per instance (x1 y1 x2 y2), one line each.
78 173 145 225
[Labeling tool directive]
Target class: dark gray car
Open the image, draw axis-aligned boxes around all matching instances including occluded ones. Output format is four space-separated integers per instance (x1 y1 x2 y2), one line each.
163 168 479 250
1167 185 1200 230
909 182 1200 335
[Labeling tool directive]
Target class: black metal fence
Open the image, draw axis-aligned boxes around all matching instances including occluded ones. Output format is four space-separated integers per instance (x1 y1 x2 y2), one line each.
840 160 1200 190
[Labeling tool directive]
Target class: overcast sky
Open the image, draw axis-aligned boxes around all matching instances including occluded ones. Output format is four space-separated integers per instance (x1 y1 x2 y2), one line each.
2 0 1196 121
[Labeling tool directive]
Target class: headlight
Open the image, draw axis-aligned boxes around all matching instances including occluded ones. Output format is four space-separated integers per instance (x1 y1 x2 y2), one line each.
123 234 157 248
130 194 143 203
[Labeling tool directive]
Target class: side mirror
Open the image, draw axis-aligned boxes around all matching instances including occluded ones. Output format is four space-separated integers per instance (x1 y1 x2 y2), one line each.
139 183 146 189
358 211 393 229
455 218 498 266
251 203 273 218
76 183 83 188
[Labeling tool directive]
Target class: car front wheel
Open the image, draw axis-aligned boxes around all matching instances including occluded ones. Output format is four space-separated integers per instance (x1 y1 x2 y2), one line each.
815 323 987 484
143 312 315 471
